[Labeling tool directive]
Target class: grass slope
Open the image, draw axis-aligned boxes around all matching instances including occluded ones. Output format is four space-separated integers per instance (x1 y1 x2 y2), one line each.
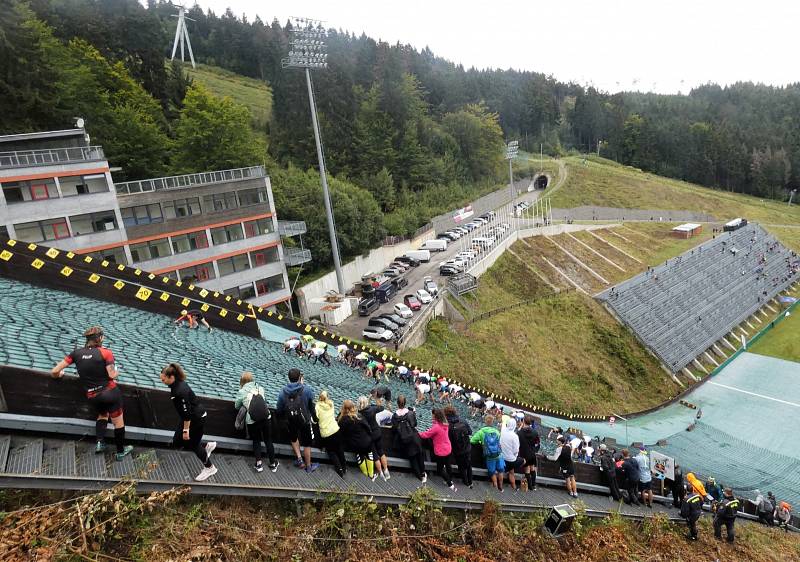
182 62 272 135
549 156 800 227
749 308 800 363
404 223 714 415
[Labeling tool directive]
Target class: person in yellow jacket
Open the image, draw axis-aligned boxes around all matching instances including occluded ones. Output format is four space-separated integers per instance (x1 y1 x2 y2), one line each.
686 472 711 500
315 391 346 477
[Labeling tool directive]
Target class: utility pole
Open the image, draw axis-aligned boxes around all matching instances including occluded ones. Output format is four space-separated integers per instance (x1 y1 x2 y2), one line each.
506 140 519 230
283 17 346 294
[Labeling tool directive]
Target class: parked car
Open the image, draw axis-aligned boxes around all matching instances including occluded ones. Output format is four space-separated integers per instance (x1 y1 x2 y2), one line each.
421 239 448 251
377 312 408 326
369 317 399 332
445 230 461 239
404 250 430 263
363 326 393 341
358 297 379 316
389 261 409 272
423 277 438 295
395 256 420 267
403 294 422 311
439 264 459 276
382 269 400 278
416 289 433 304
394 302 414 318
440 257 466 269
391 276 409 290
454 227 469 235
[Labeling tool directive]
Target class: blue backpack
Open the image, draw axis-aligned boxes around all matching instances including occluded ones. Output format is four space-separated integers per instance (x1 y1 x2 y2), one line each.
483 430 501 459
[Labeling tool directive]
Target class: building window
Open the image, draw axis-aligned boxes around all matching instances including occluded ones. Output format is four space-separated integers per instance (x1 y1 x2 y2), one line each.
121 204 163 226
217 253 251 277
13 218 70 242
163 197 201 219
69 210 118 236
90 246 128 265
244 217 274 237
179 261 216 282
130 237 171 262
59 174 108 197
250 246 279 267
210 223 244 246
224 283 256 301
203 191 239 212
171 231 209 254
2 179 58 203
238 188 269 208
0 225 8 238
255 273 285 296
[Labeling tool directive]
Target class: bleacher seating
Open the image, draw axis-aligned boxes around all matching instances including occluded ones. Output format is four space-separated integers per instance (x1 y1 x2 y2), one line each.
599 224 798 371
0 277 478 431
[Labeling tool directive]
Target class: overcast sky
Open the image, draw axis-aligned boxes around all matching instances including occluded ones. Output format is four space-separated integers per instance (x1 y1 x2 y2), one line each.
197 0 800 94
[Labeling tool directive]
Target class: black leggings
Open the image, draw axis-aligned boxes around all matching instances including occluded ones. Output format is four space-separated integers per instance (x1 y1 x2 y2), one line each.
453 452 472 486
407 452 425 480
434 453 453 487
249 419 275 464
321 431 346 473
173 419 211 468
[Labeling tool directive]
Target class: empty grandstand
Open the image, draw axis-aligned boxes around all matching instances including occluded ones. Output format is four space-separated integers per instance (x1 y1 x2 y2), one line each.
598 224 798 372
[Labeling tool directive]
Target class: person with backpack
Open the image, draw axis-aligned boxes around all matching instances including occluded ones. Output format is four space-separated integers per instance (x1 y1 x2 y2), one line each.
315 391 346 477
275 368 319 473
517 415 540 492
706 476 722 502
754 490 775 526
235 372 278 473
681 485 704 541
358 396 390 481
51 326 133 461
713 488 740 543
418 409 456 491
470 414 505 491
337 399 377 480
392 395 426 482
444 406 473 488
159 363 217 482
548 436 578 498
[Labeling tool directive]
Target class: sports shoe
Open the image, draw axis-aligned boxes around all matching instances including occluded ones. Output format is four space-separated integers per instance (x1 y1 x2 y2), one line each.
421 473 427 484
205 441 217 459
371 473 378 482
195 465 218 482
449 484 458 492
305 462 319 473
114 445 133 461
255 461 264 473
95 441 107 454
269 461 280 473
383 470 391 480
293 458 306 469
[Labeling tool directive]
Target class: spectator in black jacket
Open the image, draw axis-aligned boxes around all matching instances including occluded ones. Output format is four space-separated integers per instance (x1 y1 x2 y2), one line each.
517 415 540 491
598 444 621 501
681 488 704 540
338 399 376 480
444 405 473 488
391 395 426 482
671 463 685 508
160 363 217 481
358 396 389 481
621 449 641 505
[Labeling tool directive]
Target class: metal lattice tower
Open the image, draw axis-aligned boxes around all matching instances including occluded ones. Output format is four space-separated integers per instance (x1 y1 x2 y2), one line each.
170 5 196 69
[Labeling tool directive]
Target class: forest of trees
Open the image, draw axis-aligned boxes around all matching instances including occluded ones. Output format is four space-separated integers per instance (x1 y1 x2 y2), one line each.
2 0 800 265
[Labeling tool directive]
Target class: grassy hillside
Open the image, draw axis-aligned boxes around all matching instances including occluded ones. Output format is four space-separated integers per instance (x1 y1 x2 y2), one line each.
403 223 719 415
548 156 800 227
749 310 800 363
182 62 272 136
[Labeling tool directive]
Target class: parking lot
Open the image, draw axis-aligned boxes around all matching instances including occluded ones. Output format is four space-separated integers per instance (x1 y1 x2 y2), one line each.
333 184 544 343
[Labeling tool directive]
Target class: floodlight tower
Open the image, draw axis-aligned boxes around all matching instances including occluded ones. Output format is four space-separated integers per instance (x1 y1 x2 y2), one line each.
170 5 196 69
506 140 519 229
282 17 345 294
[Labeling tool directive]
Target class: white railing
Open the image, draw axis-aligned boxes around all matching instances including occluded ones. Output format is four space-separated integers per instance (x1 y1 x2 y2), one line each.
0 146 105 168
115 166 265 194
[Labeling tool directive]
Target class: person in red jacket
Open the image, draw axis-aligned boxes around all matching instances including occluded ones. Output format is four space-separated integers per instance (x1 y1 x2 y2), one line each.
419 408 456 491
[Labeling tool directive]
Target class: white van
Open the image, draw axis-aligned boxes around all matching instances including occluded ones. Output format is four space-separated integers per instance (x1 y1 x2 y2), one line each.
405 249 431 263
420 239 448 252
472 237 495 248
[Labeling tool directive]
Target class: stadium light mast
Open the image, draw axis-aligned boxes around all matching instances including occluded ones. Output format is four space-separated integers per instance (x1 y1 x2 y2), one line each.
282 17 345 294
506 140 519 230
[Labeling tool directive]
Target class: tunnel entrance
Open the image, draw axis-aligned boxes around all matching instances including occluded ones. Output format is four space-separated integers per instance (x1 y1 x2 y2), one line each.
535 174 549 189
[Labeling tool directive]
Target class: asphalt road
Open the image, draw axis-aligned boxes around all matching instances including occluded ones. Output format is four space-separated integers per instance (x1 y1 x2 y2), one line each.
334 180 546 341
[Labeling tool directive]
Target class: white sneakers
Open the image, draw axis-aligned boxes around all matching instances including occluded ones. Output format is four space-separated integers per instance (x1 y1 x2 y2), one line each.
421 473 428 484
195 465 218 481
195 442 218 482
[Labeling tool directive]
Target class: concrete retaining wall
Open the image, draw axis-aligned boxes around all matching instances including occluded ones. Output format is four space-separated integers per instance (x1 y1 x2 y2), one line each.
397 295 445 351
296 229 435 321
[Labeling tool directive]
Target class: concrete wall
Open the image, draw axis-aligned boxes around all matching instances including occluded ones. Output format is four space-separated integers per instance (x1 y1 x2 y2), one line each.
296 229 434 321
397 295 444 351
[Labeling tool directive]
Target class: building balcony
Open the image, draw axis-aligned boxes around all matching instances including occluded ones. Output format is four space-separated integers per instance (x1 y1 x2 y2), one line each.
278 220 307 237
0 146 106 169
284 247 312 266
115 166 266 195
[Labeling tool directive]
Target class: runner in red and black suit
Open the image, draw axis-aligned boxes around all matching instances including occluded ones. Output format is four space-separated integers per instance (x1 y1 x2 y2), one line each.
51 326 133 461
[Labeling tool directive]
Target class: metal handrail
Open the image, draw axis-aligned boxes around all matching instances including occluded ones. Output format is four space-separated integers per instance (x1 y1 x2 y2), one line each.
0 146 105 168
284 247 312 265
278 220 307 237
115 166 266 195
